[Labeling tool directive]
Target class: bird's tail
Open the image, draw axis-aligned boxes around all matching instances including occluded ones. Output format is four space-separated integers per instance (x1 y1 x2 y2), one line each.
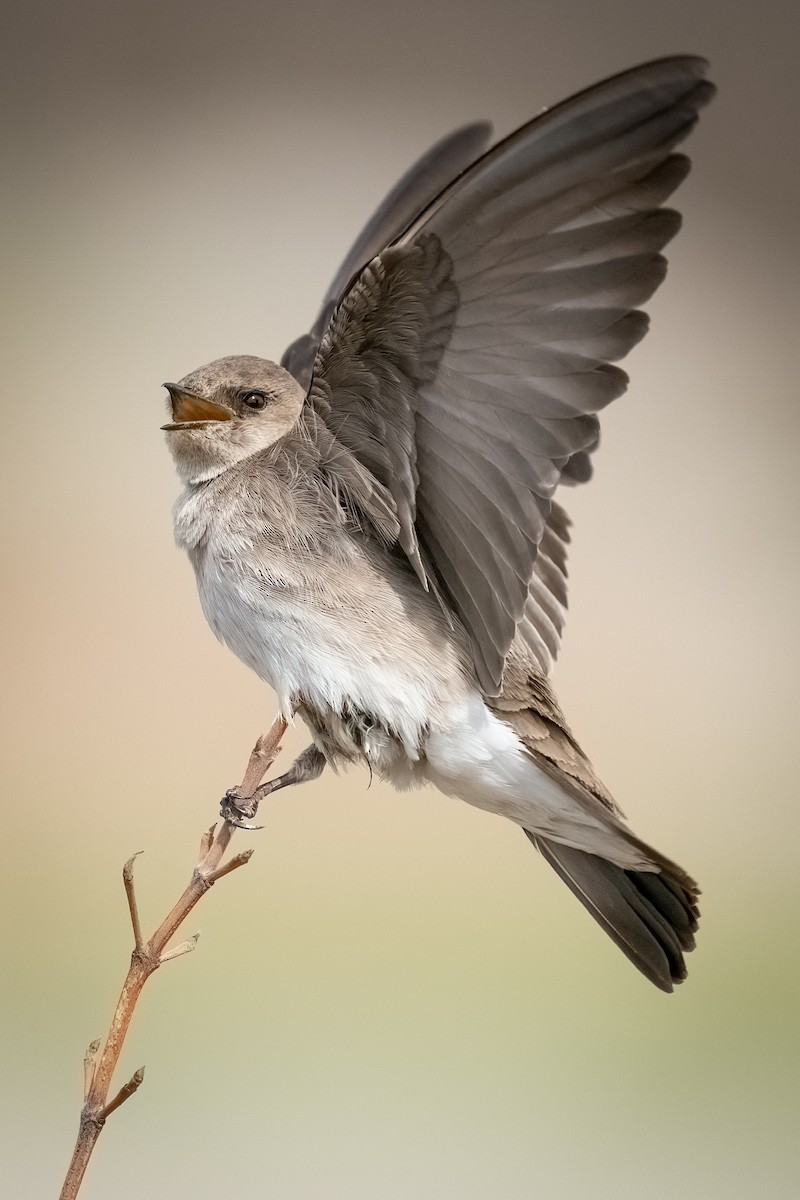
525 832 700 992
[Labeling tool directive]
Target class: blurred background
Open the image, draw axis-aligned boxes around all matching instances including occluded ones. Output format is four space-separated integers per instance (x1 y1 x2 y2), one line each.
2 2 798 1196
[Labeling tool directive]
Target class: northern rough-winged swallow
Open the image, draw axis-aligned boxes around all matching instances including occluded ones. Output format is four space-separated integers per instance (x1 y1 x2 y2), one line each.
163 58 715 991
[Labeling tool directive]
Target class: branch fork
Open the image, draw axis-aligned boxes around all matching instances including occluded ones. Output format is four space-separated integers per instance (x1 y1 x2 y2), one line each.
59 715 288 1200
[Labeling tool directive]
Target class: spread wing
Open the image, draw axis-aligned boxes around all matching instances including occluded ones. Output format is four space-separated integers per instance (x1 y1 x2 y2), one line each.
281 122 493 389
305 57 715 694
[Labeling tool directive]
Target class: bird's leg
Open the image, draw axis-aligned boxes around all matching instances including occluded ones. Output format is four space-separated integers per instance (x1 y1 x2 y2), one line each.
220 744 327 828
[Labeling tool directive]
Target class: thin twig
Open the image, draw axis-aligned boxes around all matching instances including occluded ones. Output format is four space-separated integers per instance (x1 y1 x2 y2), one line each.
240 730 286 797
122 852 144 953
99 1067 145 1121
58 714 288 1200
159 932 200 964
198 824 216 861
82 1040 100 1104
207 848 255 883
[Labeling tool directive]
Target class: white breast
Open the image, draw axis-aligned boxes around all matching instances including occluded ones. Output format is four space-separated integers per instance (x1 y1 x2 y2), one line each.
177 481 472 762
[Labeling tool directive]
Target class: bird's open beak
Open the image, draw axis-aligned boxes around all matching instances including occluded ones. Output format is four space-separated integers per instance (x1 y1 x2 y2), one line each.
161 383 233 429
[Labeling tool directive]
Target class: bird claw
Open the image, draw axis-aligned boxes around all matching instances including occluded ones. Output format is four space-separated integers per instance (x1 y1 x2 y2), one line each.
219 787 264 831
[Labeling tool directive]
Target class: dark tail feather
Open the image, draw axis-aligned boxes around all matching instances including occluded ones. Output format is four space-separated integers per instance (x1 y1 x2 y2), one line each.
525 832 700 992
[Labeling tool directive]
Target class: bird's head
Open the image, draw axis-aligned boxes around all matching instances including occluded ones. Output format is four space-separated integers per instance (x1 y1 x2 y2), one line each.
162 355 306 483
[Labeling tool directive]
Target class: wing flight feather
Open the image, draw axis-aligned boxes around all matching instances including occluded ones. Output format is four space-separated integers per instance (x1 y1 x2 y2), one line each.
300 57 714 691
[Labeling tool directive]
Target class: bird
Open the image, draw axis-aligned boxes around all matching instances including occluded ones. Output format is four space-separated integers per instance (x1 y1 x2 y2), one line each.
162 57 715 992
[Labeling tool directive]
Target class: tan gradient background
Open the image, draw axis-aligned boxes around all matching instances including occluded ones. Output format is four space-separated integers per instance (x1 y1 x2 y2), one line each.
2 2 798 1196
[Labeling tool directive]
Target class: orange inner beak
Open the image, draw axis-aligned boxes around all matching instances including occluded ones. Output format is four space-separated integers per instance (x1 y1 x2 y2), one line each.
163 387 232 427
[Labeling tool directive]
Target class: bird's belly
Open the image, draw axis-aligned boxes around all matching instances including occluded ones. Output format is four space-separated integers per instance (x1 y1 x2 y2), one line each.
194 544 471 767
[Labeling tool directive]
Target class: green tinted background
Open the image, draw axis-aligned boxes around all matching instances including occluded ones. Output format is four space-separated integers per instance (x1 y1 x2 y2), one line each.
2 2 798 1196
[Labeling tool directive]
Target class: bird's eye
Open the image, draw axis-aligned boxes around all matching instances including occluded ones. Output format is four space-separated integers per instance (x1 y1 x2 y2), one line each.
242 390 268 410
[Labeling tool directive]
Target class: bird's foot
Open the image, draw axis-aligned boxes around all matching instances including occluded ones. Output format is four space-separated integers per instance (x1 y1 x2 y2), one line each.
220 786 264 830
219 745 327 828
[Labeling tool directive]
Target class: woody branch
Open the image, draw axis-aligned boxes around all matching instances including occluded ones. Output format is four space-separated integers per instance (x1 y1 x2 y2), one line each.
58 715 288 1200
